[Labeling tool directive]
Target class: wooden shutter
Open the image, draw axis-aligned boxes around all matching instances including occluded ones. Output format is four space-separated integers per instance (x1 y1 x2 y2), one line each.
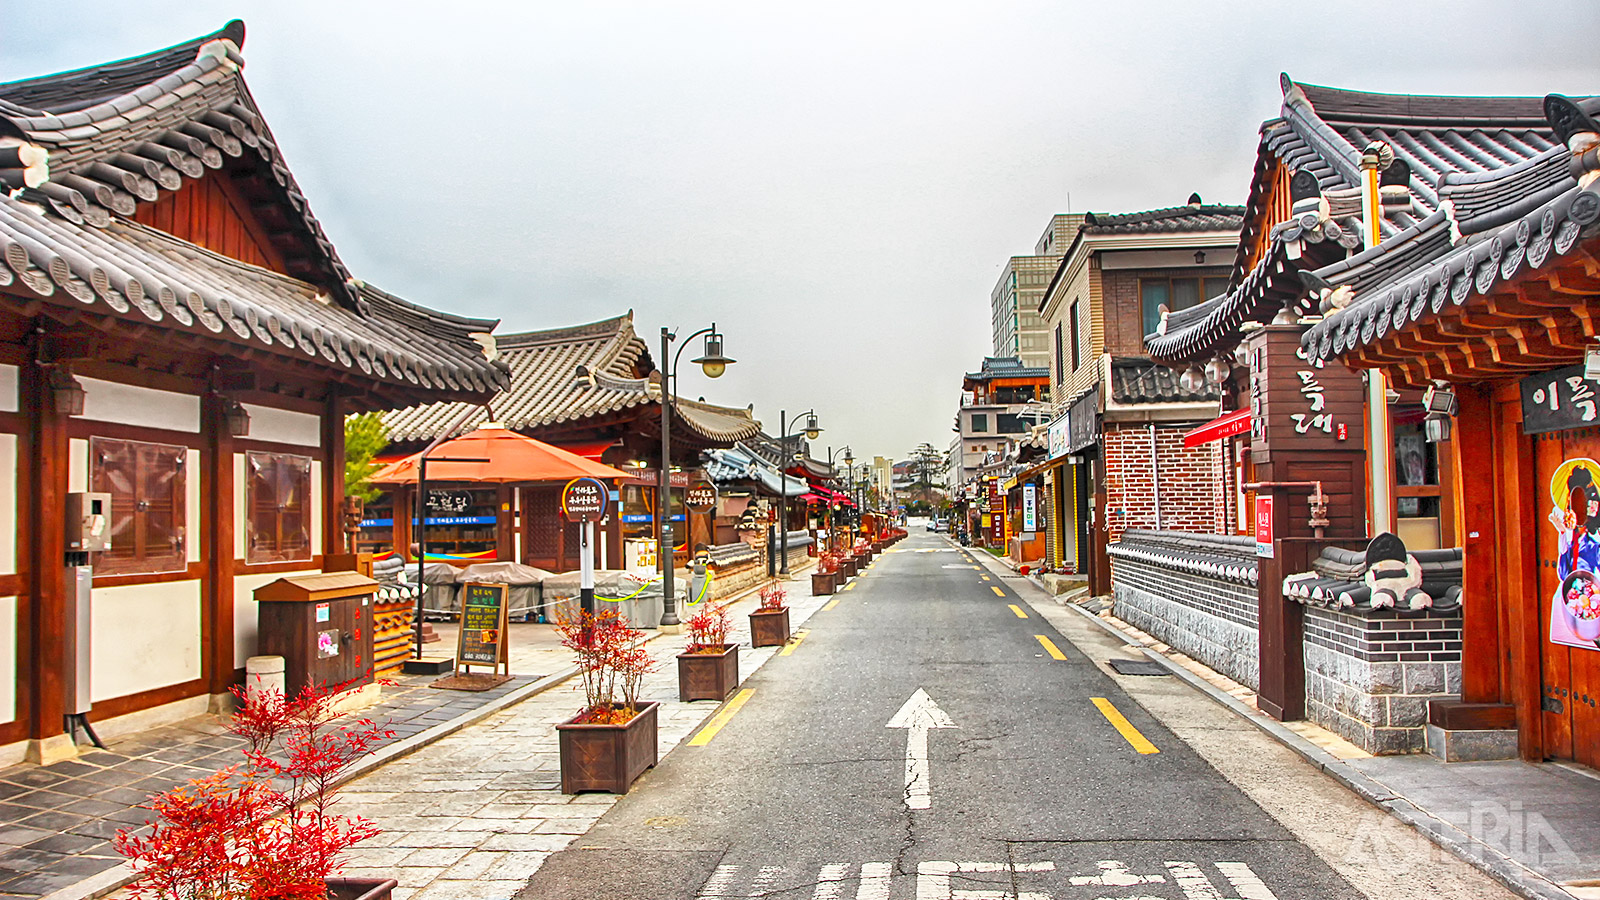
247 451 313 564
90 437 187 575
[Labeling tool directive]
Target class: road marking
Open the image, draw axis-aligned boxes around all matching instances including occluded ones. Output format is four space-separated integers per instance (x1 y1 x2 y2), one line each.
1008 604 1028 619
822 596 841 611
1069 859 1166 885
857 862 891 900
981 575 991 581
1034 634 1067 659
689 688 755 746
1092 696 1159 754
990 586 1006 597
752 866 784 897
844 582 856 591
1213 862 1279 899
813 863 849 899
916 861 1055 900
887 689 957 810
780 630 809 656
696 864 739 897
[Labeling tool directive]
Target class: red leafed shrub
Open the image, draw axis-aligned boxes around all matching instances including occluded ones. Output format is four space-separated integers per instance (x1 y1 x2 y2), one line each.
759 582 788 611
818 553 840 575
115 680 394 900
685 605 731 654
554 607 656 724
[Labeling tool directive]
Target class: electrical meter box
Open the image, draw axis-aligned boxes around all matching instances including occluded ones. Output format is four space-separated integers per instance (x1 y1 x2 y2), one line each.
255 572 378 696
65 492 112 553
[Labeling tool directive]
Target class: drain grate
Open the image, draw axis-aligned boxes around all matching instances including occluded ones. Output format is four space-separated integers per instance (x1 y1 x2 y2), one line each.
1107 658 1169 676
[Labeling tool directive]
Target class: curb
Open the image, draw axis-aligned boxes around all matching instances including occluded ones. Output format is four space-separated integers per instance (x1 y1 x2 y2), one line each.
1060 602 1577 900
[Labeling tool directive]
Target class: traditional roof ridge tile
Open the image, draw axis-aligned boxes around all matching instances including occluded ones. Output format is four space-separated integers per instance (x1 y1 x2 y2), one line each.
1108 357 1219 404
0 20 360 307
963 355 1050 382
1083 203 1245 231
0 193 506 405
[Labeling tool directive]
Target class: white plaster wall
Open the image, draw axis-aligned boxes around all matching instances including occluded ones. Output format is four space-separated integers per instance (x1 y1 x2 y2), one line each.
187 448 201 563
78 378 199 433
232 570 320 668
311 459 323 555
0 596 14 725
0 364 16 413
243 404 321 447
68 437 87 492
91 580 202 701
0 435 14 575
234 452 247 560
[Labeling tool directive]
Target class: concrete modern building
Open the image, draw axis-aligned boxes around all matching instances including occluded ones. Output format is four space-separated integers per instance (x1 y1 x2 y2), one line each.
949 357 1051 536
991 214 1085 370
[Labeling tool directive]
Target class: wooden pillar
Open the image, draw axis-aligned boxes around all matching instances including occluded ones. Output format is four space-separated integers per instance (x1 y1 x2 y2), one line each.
203 392 236 695
23 350 69 759
496 484 514 561
1456 384 1502 704
1495 387 1544 760
323 390 346 557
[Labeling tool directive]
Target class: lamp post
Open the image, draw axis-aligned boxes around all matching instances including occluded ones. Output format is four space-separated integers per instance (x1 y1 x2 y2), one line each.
777 409 821 575
657 324 735 630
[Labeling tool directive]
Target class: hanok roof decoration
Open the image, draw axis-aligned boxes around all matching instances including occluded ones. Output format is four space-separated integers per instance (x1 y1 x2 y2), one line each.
0 22 509 407
1108 359 1219 405
1147 75 1587 369
1302 94 1600 379
1081 196 1245 235
382 312 761 447
702 442 809 498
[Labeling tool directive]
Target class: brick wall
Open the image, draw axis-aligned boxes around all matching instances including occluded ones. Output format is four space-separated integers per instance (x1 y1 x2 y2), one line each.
1102 423 1226 542
1302 606 1463 755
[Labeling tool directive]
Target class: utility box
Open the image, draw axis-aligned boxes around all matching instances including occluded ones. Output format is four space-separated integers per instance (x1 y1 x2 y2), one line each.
65 492 112 553
255 572 379 697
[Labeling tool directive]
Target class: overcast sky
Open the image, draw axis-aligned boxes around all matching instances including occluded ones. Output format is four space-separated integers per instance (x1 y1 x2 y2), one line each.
4 2 1597 463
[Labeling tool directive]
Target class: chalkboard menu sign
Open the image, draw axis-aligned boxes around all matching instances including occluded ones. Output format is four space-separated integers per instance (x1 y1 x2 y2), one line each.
1521 365 1600 435
457 582 508 672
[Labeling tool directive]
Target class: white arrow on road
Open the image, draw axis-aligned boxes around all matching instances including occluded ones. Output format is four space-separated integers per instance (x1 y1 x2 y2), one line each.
887 688 957 810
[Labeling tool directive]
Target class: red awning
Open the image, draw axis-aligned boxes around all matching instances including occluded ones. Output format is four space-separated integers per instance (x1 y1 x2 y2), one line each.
1183 408 1250 448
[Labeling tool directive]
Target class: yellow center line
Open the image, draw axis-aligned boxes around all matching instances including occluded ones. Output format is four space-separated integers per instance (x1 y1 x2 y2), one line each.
981 575 991 582
990 586 1006 597
1091 696 1160 754
689 689 755 746
1034 634 1067 660
822 596 842 611
779 629 809 656
1008 604 1028 619
844 582 856 591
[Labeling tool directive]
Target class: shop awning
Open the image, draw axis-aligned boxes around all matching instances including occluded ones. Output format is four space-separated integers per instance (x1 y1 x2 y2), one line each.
370 424 633 484
1183 408 1250 448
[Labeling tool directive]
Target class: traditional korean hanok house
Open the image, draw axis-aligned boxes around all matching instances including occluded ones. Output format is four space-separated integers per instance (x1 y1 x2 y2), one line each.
1137 76 1582 758
377 313 760 574
741 432 828 566
0 22 508 763
1034 197 1241 593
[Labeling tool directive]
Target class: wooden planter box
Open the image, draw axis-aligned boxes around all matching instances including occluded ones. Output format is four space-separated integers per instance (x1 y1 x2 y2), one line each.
677 644 739 702
749 606 791 648
812 570 837 595
328 879 399 900
556 702 660 794
842 557 858 578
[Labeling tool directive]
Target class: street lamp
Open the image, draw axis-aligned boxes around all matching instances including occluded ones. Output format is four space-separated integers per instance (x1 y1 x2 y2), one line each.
777 409 821 575
658 324 735 630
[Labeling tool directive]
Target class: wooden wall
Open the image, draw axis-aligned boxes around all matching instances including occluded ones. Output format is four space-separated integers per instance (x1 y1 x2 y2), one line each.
132 171 287 274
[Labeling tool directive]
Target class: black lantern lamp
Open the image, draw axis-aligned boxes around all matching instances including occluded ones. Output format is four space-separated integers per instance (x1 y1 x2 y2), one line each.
222 398 252 437
48 369 85 416
691 326 734 379
804 413 821 441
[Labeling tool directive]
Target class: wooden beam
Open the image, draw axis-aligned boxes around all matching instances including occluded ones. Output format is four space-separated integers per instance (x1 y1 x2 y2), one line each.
203 390 236 695
1455 384 1501 705
323 389 346 557
23 344 68 744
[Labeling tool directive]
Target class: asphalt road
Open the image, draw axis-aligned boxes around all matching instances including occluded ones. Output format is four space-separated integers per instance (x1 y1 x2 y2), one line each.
516 533 1366 900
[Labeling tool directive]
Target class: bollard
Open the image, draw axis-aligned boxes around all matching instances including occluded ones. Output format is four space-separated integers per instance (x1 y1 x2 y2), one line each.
245 655 286 706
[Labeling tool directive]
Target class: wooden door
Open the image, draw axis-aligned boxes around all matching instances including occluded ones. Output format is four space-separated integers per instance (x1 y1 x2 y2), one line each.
526 487 562 571
1532 427 1600 767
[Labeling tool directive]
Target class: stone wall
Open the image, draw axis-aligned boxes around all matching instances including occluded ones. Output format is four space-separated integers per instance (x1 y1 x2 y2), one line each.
1108 530 1260 689
1302 606 1463 754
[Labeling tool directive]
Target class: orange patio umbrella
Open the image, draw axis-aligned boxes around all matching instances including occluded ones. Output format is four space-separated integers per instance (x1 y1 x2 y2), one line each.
369 424 633 484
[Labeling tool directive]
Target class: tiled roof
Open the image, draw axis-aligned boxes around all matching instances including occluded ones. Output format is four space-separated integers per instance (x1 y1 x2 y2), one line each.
0 22 508 405
702 442 809 497
1082 201 1245 235
1147 75 1590 367
381 313 760 446
1302 93 1600 367
1108 359 1218 405
0 21 358 306
963 356 1050 382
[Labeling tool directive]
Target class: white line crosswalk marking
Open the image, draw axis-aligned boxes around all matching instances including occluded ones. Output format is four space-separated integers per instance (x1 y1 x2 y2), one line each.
1068 859 1167 886
1214 862 1279 900
750 866 784 898
813 864 849 900
1165 861 1279 900
856 863 891 900
698 864 740 898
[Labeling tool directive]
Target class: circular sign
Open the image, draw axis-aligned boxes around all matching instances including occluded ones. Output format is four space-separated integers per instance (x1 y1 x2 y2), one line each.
561 477 609 523
685 479 718 512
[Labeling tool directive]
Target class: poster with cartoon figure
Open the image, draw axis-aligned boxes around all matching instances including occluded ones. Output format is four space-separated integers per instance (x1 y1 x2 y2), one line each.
1548 458 1600 650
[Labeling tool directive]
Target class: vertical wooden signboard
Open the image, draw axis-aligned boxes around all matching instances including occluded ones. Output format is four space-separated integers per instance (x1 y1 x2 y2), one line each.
456 582 509 677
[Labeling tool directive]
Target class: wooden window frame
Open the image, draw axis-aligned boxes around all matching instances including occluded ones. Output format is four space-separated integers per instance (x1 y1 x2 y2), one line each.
246 450 314 565
90 437 188 576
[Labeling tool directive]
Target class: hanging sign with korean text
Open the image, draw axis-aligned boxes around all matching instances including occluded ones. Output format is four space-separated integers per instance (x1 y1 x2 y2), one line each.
1022 483 1038 533
1255 495 1274 559
1521 365 1600 436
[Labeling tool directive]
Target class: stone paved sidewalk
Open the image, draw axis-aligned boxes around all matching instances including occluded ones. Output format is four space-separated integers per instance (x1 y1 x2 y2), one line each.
0 671 536 898
331 566 827 900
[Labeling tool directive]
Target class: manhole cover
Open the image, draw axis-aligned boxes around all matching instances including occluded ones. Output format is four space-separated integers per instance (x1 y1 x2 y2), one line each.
1107 658 1169 676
